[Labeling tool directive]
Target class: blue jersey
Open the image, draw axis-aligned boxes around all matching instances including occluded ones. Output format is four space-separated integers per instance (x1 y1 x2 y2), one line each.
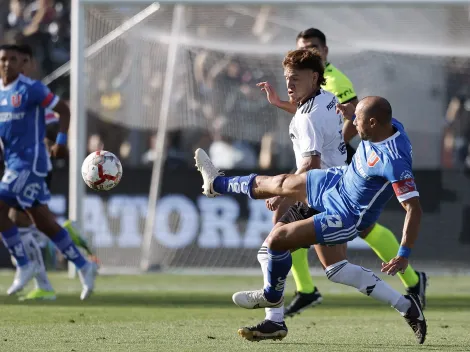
337 118 419 230
0 74 59 176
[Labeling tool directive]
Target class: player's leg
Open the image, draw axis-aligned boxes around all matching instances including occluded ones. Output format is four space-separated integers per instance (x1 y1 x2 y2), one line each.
360 223 428 308
312 217 426 344
234 218 318 341
0 194 37 295
195 148 307 203
18 229 56 301
26 204 98 300
281 203 322 318
9 207 56 300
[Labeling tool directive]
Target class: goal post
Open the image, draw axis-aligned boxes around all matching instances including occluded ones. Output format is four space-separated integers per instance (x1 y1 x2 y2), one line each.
65 0 470 273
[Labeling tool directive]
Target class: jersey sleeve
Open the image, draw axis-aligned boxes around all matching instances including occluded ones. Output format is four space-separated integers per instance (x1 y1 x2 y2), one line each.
296 113 324 157
334 77 357 104
382 156 419 203
29 81 60 110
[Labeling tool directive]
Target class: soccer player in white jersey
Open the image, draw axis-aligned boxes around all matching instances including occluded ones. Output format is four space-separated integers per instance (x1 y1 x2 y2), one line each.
195 96 427 344
232 48 348 339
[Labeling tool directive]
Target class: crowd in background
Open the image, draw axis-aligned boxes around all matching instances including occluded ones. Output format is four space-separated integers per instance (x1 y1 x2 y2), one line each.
1 1 470 172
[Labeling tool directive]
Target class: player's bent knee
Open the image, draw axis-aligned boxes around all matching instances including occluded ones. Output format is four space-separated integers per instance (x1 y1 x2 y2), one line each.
265 226 289 251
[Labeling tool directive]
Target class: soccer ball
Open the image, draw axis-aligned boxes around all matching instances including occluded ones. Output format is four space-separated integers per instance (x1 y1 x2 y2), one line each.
81 150 123 191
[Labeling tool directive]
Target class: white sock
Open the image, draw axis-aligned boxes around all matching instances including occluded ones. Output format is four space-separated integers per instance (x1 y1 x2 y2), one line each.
325 260 411 314
21 230 54 292
258 243 284 323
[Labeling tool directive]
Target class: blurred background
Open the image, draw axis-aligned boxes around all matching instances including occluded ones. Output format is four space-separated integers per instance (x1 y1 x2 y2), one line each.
0 1 470 272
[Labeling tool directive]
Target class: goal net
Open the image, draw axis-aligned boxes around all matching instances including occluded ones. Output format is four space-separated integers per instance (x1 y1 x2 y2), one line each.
46 1 470 272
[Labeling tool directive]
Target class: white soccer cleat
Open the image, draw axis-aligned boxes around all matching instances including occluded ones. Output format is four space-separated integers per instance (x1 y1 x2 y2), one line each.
232 289 284 309
194 148 223 198
7 262 37 296
78 262 98 300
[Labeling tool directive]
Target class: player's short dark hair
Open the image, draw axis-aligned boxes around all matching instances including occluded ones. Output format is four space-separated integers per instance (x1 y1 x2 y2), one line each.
296 28 327 46
282 49 326 86
0 44 20 52
15 44 33 58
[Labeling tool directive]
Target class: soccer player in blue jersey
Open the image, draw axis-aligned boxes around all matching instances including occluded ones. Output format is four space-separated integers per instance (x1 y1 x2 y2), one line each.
0 44 98 300
195 96 427 344
4 44 98 301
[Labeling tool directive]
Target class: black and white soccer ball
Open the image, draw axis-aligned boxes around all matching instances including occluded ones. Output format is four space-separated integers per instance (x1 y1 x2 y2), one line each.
81 150 123 191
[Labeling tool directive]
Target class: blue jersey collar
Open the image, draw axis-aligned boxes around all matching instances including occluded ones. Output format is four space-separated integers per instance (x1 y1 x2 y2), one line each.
0 74 21 91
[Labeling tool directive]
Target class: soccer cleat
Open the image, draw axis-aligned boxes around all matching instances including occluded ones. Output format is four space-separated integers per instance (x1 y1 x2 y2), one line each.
284 287 323 317
78 262 98 300
232 289 284 309
194 148 223 198
403 294 427 344
7 262 37 296
406 271 428 310
19 288 56 301
64 220 94 256
238 319 288 342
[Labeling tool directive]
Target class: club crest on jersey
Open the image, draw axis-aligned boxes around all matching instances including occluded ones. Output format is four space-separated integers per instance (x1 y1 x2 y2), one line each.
367 151 380 167
11 93 22 108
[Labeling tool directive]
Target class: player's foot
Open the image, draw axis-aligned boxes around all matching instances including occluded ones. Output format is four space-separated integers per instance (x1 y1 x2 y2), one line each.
64 220 94 256
403 294 427 344
232 289 284 309
7 262 37 296
284 287 323 318
238 319 288 342
406 271 428 310
194 148 223 198
19 288 56 301
78 262 98 300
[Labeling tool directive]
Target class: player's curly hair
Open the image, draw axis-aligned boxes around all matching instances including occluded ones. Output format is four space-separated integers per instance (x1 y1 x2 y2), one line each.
282 49 326 87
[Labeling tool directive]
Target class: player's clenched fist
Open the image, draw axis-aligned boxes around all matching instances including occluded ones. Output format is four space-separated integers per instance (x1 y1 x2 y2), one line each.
50 144 68 159
381 256 409 276
257 82 282 107
336 102 356 120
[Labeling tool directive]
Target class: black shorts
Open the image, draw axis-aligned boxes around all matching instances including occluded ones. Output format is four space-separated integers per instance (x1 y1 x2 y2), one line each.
14 171 53 211
278 202 319 224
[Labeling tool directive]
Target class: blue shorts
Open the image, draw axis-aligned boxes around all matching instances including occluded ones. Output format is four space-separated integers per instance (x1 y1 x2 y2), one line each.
0 169 51 209
306 168 359 245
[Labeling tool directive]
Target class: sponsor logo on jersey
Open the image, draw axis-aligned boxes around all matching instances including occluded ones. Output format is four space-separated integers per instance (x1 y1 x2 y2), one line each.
355 154 371 180
0 112 25 122
11 93 22 108
367 151 380 167
326 97 337 111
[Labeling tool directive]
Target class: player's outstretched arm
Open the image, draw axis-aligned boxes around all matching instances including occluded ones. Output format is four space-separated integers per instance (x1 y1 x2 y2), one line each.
381 196 422 276
257 82 297 115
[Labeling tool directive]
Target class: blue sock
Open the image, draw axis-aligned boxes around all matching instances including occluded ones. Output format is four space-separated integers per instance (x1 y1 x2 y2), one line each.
50 228 87 269
2 226 29 267
264 248 292 303
212 174 257 198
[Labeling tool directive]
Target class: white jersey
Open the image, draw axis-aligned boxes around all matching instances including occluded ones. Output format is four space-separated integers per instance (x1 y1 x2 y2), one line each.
289 89 347 169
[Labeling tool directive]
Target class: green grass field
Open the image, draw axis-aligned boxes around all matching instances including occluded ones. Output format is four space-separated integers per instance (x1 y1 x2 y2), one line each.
0 272 469 352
